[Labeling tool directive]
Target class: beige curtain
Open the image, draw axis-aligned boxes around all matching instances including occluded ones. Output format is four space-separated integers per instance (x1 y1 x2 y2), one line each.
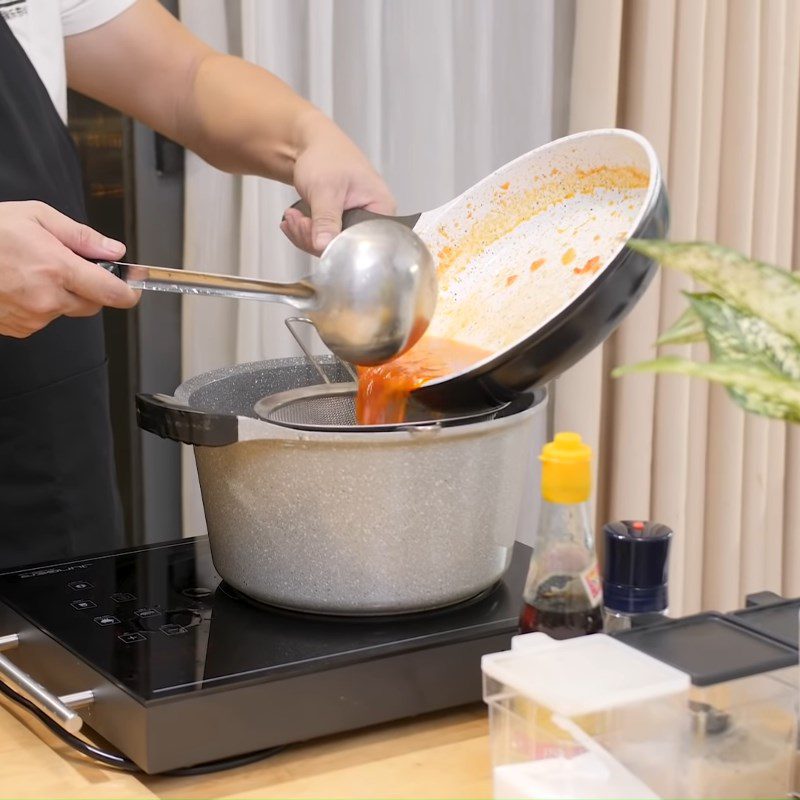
556 0 800 615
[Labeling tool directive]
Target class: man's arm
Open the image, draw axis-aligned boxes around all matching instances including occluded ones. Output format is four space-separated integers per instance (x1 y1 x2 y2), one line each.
64 0 393 253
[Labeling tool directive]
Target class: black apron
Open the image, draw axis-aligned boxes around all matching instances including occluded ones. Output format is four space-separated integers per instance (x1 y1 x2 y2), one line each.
0 16 123 568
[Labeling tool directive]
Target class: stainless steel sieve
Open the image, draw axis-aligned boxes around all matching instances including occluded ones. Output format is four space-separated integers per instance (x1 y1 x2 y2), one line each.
258 317 508 432
253 382 506 433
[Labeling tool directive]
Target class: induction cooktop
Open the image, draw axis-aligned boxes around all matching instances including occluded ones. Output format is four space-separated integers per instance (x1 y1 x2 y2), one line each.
0 537 529 773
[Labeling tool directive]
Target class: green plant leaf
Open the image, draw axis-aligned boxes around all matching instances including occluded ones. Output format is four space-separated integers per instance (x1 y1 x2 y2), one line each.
612 357 800 422
628 240 800 345
656 303 707 346
685 293 800 380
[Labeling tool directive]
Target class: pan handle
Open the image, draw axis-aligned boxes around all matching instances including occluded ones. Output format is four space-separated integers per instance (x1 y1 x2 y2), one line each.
136 394 238 447
286 199 421 231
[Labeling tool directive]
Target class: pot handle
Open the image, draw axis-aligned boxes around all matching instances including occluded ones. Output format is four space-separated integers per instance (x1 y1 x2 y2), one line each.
135 393 238 447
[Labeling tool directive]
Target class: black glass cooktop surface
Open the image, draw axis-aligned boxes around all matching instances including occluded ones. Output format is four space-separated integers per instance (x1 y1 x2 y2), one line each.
0 538 528 703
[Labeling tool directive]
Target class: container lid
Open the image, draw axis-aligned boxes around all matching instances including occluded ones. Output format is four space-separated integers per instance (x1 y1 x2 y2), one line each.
729 599 800 650
482 633 689 716
613 612 798 686
602 521 672 613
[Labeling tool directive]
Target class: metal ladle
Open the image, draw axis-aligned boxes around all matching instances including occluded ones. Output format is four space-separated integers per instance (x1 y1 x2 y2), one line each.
98 219 437 366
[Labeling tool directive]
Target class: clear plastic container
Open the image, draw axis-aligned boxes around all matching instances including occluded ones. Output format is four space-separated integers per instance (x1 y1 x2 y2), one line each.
482 631 798 799
482 633 689 798
614 612 799 799
679 671 797 799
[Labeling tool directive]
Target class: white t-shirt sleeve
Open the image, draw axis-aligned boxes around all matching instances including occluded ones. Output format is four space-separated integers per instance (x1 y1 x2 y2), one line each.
60 0 138 37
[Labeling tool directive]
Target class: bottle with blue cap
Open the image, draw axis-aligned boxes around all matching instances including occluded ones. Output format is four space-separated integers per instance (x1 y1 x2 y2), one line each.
601 520 672 633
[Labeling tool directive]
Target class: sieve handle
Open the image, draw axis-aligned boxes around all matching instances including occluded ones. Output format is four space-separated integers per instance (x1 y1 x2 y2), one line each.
135 394 238 447
284 317 358 383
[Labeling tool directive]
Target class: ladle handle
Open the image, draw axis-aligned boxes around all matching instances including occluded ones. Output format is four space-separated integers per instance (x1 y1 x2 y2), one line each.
287 199 421 231
96 261 315 305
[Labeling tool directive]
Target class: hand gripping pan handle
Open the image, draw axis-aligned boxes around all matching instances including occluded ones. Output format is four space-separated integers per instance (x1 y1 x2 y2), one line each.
287 199 421 231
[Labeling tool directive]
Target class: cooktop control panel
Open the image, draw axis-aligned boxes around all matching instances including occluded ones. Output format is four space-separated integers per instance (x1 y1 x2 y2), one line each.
0 538 529 702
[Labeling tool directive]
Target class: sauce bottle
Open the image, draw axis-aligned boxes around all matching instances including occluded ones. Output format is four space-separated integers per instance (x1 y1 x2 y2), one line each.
519 432 603 638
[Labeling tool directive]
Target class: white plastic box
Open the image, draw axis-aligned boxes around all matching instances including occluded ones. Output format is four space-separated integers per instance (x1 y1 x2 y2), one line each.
482 632 797 799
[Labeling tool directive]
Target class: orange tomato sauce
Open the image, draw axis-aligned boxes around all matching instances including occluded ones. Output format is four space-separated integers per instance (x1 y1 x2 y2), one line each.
356 337 490 425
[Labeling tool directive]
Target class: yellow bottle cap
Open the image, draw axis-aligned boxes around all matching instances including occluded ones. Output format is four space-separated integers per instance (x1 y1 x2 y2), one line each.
540 432 592 504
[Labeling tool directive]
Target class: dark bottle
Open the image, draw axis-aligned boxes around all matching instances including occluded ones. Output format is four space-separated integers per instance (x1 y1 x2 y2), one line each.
519 432 603 639
602 520 673 633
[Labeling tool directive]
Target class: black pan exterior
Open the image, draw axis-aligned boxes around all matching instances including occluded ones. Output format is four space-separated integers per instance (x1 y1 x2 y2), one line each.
413 181 669 412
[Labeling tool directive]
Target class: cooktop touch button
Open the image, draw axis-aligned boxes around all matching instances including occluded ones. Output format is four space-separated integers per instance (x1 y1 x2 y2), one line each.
182 588 211 599
111 593 137 603
160 624 188 636
118 632 147 644
94 615 121 626
70 599 97 611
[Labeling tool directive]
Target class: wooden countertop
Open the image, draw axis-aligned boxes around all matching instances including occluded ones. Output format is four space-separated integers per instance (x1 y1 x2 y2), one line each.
0 695 493 799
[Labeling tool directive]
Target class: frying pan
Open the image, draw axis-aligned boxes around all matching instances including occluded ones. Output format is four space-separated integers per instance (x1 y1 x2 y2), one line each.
292 128 668 410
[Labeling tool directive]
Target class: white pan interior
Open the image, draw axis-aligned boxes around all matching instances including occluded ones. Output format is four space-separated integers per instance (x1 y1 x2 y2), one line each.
412 129 661 373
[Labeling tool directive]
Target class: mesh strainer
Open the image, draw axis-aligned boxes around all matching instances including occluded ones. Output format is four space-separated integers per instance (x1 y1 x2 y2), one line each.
253 382 506 433
254 317 508 432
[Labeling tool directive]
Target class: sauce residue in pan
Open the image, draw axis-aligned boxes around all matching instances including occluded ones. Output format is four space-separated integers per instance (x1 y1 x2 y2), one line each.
356 337 489 425
574 256 602 275
355 164 650 426
435 165 648 290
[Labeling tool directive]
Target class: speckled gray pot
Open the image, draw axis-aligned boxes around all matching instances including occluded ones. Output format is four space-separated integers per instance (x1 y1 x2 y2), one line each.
168 358 546 615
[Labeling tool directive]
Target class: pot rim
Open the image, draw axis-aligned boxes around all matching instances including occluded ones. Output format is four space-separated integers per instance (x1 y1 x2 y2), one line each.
174 356 547 444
